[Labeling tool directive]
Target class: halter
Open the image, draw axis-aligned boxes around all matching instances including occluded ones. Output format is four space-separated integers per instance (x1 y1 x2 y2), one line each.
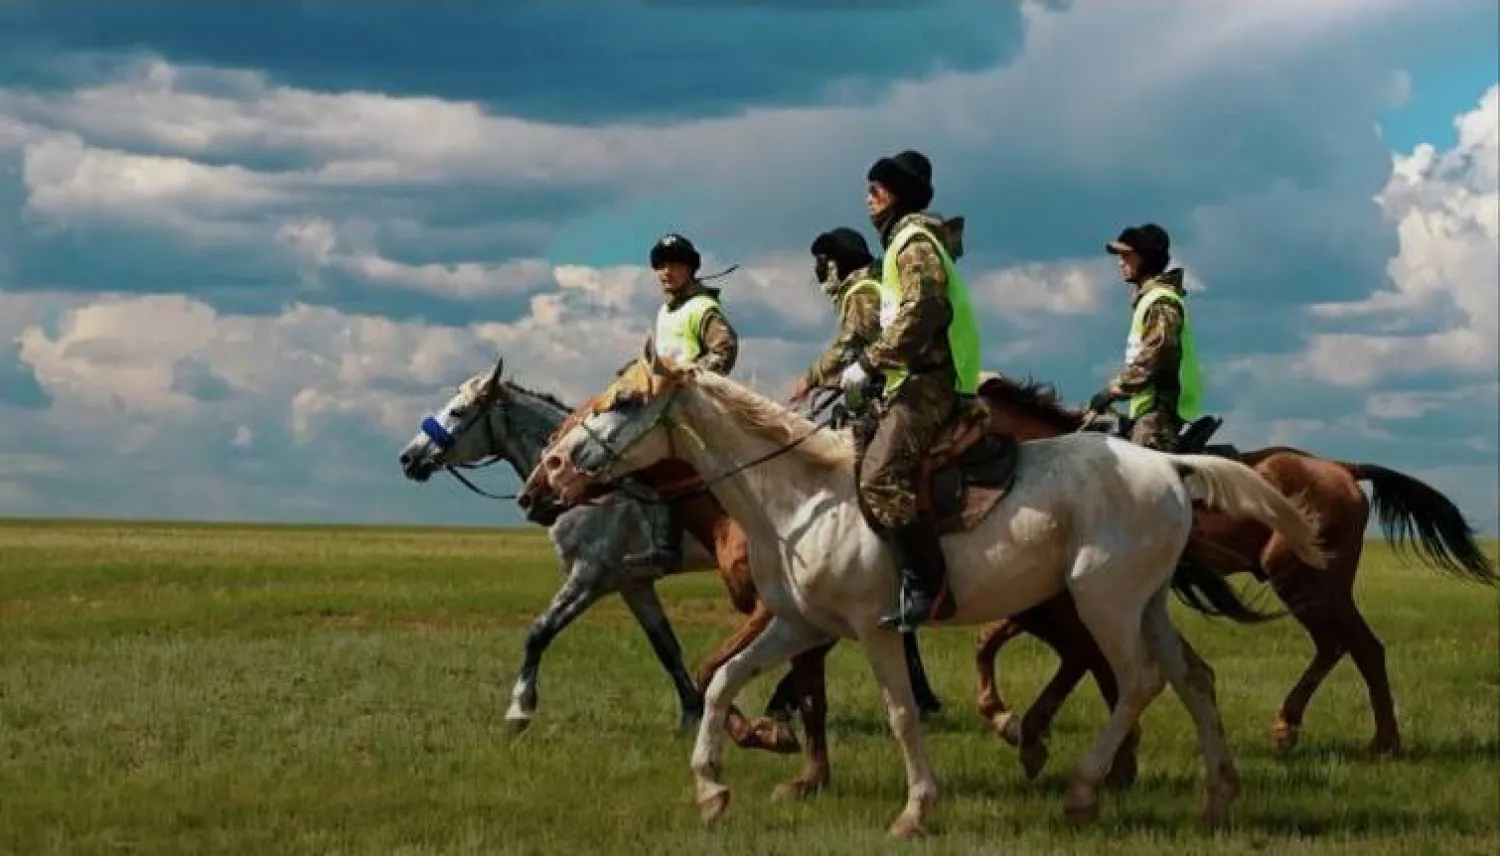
419 391 521 501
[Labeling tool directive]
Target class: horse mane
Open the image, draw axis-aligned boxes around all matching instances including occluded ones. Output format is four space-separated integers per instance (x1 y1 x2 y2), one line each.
457 372 573 416
978 372 1085 431
687 368 854 470
504 380 573 415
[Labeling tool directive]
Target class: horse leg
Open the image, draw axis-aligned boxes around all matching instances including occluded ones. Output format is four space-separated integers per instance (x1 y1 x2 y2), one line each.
857 628 941 839
1334 595 1400 756
1012 601 1138 788
904 630 944 719
974 618 1025 743
1141 590 1240 827
1064 570 1166 826
1265 539 1350 757
618 580 704 734
692 615 831 826
771 640 836 801
506 565 606 730
1310 535 1399 756
696 601 800 754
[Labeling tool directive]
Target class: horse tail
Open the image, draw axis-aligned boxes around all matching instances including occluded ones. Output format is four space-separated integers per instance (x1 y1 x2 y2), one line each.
1337 461 1498 586
1171 454 1329 571
1166 555 1282 624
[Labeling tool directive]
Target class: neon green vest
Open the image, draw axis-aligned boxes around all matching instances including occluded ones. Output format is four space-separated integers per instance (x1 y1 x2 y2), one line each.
839 277 879 314
654 293 719 364
875 223 981 396
1125 286 1202 420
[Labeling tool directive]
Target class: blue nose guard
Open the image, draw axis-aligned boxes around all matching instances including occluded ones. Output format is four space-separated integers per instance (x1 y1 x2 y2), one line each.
420 415 455 451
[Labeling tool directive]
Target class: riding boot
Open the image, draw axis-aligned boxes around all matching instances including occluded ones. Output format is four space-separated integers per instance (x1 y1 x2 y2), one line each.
622 501 683 573
877 518 955 632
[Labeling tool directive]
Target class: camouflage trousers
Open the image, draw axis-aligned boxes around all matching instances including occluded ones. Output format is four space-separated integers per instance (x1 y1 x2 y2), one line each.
856 374 958 532
1128 409 1182 452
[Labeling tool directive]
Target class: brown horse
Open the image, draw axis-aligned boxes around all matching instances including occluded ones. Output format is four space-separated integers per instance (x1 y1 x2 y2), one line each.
971 374 1498 780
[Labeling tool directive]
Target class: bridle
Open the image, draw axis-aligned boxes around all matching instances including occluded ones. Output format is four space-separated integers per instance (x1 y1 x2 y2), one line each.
557 381 846 507
418 388 523 501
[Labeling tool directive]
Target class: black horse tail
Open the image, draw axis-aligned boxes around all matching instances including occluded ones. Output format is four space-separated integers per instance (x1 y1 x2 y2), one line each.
1168 558 1283 624
1339 461 1498 585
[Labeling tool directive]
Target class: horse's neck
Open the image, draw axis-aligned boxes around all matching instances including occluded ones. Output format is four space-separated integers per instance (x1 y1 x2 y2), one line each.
675 391 844 534
494 391 569 478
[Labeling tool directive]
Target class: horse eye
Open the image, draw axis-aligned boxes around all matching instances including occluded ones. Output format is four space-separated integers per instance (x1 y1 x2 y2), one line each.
449 406 467 418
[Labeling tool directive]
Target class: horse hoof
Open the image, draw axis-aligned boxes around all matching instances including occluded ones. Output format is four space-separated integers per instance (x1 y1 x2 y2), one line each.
771 778 826 802
887 812 926 839
991 711 1023 747
1269 721 1299 758
747 717 801 755
505 715 532 733
1019 742 1050 781
1367 736 1401 759
1063 781 1100 826
698 787 731 826
677 714 703 736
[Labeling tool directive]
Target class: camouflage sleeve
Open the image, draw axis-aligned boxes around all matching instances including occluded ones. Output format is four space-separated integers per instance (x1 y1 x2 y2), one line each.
861 237 951 372
1113 301 1183 394
695 307 739 375
805 287 880 386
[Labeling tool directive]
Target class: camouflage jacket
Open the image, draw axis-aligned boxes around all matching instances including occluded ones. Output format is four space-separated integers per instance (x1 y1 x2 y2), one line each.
860 211 965 381
642 281 740 375
1111 268 1186 398
803 264 882 387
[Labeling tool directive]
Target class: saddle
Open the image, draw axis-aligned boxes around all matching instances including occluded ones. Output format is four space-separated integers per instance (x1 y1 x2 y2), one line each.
1084 411 1241 459
915 395 1021 535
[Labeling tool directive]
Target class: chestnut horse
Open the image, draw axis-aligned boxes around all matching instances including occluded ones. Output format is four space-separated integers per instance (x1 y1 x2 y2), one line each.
971 375 1497 780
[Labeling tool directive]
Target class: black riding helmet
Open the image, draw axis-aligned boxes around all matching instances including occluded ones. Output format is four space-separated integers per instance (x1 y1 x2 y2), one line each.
649 232 701 273
810 227 875 280
1105 223 1171 278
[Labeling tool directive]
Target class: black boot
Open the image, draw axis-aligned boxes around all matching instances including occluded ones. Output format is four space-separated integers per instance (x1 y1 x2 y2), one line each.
877 519 955 632
622 503 683 573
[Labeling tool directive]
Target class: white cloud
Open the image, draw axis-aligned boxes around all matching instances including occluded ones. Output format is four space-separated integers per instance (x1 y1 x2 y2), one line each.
278 217 554 299
970 259 1113 315
1301 85 1499 386
0 0 1440 250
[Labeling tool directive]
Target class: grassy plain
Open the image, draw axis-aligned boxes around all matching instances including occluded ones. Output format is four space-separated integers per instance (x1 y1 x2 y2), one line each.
0 519 1495 855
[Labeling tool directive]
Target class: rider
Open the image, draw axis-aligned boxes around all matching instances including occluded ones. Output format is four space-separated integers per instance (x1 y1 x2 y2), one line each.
788 227 882 407
1087 223 1202 452
842 149 982 631
622 232 740 572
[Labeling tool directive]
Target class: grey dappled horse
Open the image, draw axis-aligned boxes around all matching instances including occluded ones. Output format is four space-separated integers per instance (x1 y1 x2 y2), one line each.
397 357 943 733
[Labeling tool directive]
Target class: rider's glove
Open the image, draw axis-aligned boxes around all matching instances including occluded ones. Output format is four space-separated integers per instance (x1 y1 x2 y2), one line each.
839 362 869 391
1087 388 1119 414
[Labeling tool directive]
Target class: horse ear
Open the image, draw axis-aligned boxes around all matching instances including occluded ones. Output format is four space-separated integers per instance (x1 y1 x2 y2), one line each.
483 354 504 395
641 338 655 365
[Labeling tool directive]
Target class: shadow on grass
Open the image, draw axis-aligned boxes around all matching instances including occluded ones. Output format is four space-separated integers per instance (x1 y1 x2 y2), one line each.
1242 734 1500 765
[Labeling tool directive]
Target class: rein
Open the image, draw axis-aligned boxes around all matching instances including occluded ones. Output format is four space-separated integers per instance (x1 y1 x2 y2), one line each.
575 385 846 507
419 407 523 501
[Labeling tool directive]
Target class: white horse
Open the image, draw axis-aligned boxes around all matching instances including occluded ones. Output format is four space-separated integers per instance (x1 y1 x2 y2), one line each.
530 355 1327 838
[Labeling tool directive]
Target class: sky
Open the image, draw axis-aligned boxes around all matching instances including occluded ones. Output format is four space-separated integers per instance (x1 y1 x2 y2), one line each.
0 0 1496 534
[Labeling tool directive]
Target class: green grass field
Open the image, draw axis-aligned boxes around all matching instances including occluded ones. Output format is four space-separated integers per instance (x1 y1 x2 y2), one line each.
0 520 1495 855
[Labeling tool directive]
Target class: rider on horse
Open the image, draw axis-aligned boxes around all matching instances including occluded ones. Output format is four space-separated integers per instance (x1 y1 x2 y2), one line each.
841 149 983 632
789 227 882 408
1087 223 1202 452
622 232 740 573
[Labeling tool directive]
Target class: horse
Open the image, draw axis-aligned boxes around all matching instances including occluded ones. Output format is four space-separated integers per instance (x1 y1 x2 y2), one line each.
395 356 941 792
530 353 1328 836
969 374 1498 779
